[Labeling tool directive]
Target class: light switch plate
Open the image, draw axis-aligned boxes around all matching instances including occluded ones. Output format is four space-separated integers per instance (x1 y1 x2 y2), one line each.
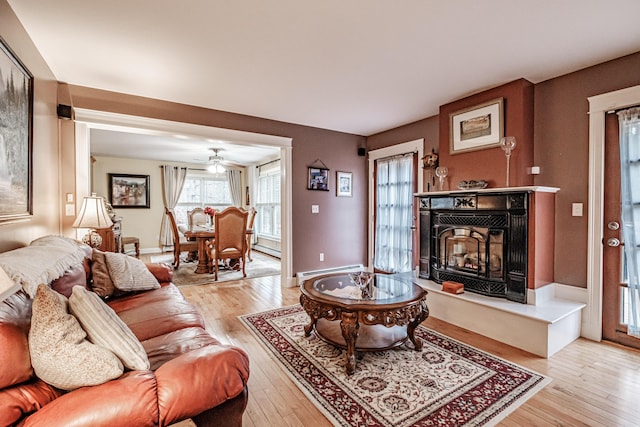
572 203 583 217
311 205 319 214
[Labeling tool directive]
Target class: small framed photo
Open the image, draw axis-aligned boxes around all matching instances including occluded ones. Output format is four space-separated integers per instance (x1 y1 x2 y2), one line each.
307 167 329 191
450 97 504 155
109 173 150 208
336 171 352 197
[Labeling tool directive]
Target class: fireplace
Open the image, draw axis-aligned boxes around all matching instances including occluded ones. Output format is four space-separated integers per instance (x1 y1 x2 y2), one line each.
417 188 558 304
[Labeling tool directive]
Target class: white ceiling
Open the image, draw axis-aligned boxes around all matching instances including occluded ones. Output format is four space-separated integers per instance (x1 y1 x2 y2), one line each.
9 1 640 162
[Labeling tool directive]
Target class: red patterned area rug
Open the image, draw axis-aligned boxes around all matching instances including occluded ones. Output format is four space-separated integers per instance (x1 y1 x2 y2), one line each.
239 305 551 427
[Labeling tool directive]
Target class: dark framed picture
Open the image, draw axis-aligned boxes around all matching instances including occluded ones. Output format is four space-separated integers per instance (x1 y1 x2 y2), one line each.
307 167 329 191
336 171 352 197
0 37 33 222
109 173 150 208
450 97 504 155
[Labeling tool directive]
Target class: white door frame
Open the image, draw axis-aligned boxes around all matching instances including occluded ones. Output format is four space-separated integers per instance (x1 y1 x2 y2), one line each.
584 84 640 340
367 139 424 270
73 108 294 287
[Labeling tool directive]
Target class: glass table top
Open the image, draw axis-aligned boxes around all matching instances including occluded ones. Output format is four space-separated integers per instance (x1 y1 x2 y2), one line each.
311 273 414 302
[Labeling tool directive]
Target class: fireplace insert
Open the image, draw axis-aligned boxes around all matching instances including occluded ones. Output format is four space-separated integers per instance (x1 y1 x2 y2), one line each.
418 191 529 303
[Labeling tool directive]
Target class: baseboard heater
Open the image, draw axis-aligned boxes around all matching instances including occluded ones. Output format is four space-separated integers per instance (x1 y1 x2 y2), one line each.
296 264 365 285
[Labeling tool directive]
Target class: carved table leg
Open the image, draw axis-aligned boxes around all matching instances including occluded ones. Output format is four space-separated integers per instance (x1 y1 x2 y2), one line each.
340 311 359 375
300 294 318 337
407 300 429 351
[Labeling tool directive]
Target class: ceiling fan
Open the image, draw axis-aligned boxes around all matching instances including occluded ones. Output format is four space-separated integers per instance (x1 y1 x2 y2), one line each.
206 148 226 174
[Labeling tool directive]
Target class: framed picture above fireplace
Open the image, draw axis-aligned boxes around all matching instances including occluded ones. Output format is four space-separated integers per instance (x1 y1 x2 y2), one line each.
449 97 504 155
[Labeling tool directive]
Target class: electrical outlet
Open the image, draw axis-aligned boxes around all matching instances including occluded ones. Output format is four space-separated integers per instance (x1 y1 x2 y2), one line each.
65 204 75 216
319 253 324 262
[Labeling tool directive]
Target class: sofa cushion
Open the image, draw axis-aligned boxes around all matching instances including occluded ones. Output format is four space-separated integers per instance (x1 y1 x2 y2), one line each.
69 286 150 371
29 285 124 390
0 291 33 389
51 262 88 298
91 249 117 298
109 284 206 342
105 252 160 292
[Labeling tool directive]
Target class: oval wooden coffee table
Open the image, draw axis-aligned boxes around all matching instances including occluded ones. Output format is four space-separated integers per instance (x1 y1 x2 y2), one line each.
299 273 428 375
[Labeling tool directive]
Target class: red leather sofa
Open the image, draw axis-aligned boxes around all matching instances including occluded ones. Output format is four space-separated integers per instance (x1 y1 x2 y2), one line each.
0 238 250 426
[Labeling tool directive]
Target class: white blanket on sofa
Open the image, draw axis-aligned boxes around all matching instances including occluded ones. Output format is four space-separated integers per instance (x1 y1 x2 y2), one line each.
0 236 87 298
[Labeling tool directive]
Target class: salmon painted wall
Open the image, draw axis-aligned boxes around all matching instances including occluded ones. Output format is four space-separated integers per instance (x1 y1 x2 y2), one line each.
64 86 367 276
367 53 640 288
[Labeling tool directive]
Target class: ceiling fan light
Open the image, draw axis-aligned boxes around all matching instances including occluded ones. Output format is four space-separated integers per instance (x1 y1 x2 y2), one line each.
207 162 225 174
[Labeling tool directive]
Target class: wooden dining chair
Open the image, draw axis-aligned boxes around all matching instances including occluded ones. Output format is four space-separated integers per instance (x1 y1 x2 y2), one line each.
246 208 257 262
165 207 198 268
207 206 249 280
188 207 208 227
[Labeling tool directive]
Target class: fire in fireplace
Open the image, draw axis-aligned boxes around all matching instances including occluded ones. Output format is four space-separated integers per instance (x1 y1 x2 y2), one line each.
418 191 532 303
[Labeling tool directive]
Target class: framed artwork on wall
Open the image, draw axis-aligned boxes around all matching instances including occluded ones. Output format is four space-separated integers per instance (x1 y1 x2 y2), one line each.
450 97 504 155
109 173 150 208
336 171 352 197
0 37 33 222
307 167 329 191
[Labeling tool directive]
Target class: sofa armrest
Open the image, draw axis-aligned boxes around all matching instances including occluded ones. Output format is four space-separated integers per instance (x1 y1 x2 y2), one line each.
0 379 62 427
18 372 158 427
154 345 250 426
145 262 173 283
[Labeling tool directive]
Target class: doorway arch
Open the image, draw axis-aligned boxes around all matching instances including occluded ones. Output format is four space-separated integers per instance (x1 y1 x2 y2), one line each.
72 108 294 286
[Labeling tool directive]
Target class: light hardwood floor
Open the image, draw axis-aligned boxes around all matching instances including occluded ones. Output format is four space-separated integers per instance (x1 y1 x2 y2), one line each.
157 258 640 426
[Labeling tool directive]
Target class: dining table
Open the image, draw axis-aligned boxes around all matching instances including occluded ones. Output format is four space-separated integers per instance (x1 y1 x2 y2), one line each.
183 225 253 274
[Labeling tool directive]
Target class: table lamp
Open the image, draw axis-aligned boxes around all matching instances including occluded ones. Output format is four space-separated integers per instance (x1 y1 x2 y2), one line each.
72 193 113 248
0 264 20 302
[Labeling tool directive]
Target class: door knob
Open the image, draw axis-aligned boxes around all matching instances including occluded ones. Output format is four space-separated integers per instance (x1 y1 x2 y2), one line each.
607 221 620 231
606 237 621 247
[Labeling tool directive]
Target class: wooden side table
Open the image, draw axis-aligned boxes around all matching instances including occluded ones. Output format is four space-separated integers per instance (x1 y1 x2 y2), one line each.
96 217 122 252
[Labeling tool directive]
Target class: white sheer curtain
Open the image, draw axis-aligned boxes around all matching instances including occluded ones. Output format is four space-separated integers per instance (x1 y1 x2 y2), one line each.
373 154 414 273
227 169 242 207
618 107 640 337
159 165 188 246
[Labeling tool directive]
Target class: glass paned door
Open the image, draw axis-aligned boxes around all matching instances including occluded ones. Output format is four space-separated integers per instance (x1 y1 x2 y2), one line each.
373 153 415 273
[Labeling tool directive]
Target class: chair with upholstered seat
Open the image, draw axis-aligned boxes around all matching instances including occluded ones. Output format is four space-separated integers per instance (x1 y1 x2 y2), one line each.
188 207 208 228
206 206 249 280
165 207 199 268
246 208 257 262
120 236 140 258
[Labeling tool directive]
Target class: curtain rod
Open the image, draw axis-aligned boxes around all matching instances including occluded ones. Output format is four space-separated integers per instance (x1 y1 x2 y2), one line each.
158 166 241 173
256 158 280 169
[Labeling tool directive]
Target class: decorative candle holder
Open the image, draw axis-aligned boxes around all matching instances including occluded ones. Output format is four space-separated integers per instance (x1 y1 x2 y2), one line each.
435 166 448 191
349 272 374 298
500 137 517 187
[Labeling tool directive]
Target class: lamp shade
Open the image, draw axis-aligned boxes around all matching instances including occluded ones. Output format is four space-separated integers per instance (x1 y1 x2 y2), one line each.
0 265 20 302
72 194 113 229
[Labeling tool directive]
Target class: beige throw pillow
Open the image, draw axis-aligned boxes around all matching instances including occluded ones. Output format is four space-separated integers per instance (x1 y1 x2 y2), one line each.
104 252 160 292
28 285 123 390
69 286 150 371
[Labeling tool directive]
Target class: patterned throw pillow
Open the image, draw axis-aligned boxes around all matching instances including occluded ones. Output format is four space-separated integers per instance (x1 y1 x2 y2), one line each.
91 249 116 298
104 252 160 292
28 285 123 390
69 286 150 371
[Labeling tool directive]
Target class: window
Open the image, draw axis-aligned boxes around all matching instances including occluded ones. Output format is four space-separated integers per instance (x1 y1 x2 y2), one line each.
256 169 281 239
175 174 231 224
